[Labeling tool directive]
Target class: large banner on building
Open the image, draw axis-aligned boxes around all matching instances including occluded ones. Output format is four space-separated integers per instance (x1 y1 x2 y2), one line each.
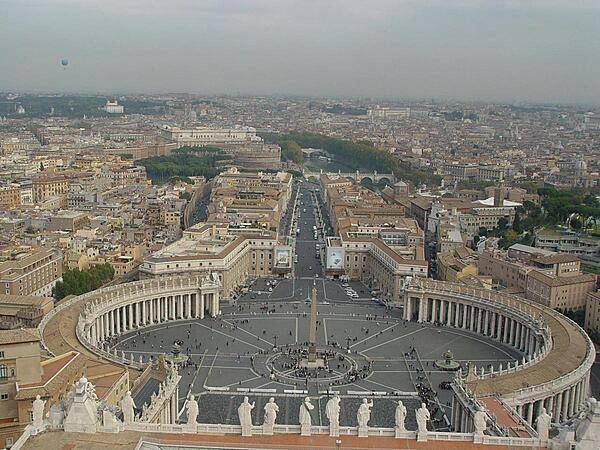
274 246 292 269
326 247 345 270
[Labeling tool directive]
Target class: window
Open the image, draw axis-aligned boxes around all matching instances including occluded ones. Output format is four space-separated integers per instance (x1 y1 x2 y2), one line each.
0 394 8 400
0 365 8 379
0 351 4 358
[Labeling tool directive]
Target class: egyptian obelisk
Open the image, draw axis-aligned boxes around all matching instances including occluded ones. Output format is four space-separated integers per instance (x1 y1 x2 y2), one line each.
308 282 317 362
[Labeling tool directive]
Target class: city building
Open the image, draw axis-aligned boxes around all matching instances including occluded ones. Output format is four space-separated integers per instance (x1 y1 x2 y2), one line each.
478 244 597 310
0 294 53 328
0 247 63 297
140 223 291 299
104 101 124 114
584 291 600 337
160 125 260 146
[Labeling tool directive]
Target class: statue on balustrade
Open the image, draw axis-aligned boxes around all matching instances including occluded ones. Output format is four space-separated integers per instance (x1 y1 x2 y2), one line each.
326 394 341 433
238 396 255 436
263 397 279 432
299 396 315 430
120 391 136 424
535 407 552 441
415 403 430 434
473 406 488 436
357 398 373 428
32 395 46 430
395 400 407 432
186 394 199 426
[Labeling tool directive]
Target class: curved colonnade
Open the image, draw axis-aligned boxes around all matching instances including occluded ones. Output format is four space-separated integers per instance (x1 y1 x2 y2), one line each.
38 274 594 435
38 275 220 371
402 278 595 430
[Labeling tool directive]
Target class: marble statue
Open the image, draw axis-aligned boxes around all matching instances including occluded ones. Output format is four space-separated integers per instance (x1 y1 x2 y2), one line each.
395 400 407 432
263 397 279 434
63 377 100 434
416 403 430 434
120 391 136 424
238 396 255 436
473 406 488 436
299 397 314 430
32 395 46 429
357 398 373 428
575 397 600 449
325 394 341 430
535 407 552 441
264 397 279 425
186 395 199 426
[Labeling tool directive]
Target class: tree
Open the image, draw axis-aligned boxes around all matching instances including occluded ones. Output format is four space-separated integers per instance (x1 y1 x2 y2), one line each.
52 263 115 301
497 217 509 230
512 210 523 233
280 140 303 163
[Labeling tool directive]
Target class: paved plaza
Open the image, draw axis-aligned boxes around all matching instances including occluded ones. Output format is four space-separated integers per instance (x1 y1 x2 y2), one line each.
113 300 521 428
111 182 524 430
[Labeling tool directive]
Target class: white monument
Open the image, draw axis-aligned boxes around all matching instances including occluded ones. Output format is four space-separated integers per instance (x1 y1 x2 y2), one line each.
31 395 46 432
186 395 199 428
357 398 373 437
299 397 315 436
238 396 255 437
575 397 600 450
533 406 551 441
473 406 488 437
395 400 407 437
325 394 341 437
120 391 136 425
415 403 430 441
63 377 99 433
263 397 279 435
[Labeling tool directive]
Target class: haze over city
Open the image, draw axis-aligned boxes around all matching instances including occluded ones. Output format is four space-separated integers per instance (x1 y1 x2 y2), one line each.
1 2 600 450
1 0 599 103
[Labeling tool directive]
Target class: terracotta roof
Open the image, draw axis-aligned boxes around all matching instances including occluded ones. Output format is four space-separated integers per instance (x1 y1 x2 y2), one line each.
527 270 596 287
24 429 544 450
532 253 580 264
0 327 40 345
15 351 85 400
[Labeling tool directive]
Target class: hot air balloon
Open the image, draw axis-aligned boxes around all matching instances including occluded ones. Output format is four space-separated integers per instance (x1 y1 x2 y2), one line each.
60 58 69 68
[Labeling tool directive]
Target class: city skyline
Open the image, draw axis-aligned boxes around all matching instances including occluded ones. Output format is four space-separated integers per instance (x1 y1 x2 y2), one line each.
1 0 599 104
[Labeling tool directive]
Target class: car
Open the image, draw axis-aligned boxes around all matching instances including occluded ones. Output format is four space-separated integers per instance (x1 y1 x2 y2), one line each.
309 266 312 270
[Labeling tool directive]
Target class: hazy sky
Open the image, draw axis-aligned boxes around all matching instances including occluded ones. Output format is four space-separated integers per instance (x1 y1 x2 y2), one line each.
1 0 599 103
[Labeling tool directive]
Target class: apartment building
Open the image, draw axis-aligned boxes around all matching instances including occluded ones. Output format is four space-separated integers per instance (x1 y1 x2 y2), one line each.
31 176 69 203
437 245 478 283
326 235 427 303
0 248 63 297
140 223 291 299
478 244 596 310
584 291 600 337
209 169 293 232
0 186 20 208
321 175 427 303
0 295 54 329
535 229 600 265
160 125 260 146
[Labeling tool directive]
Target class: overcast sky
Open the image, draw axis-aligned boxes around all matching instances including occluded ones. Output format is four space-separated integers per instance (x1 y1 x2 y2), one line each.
1 0 599 103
